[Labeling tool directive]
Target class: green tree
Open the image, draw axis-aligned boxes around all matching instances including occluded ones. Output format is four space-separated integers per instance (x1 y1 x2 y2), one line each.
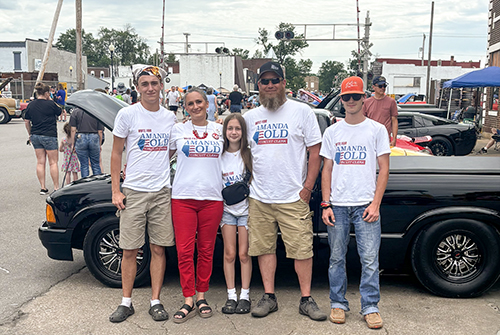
252 49 264 58
283 57 312 92
231 48 249 59
255 23 309 64
55 28 99 66
95 25 150 67
165 53 177 63
318 60 347 91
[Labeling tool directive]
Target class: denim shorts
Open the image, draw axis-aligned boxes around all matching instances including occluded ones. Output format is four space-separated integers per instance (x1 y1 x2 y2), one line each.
220 211 248 229
30 134 58 150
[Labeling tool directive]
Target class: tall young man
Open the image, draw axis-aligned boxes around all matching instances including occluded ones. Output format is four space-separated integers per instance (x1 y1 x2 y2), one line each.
320 76 390 329
244 61 326 321
362 76 398 147
109 65 176 323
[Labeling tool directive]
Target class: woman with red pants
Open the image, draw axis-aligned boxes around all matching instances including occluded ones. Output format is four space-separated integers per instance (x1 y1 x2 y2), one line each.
169 87 224 323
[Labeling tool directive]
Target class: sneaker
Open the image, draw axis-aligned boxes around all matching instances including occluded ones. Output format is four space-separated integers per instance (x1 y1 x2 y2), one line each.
480 148 487 154
329 308 345 324
251 294 278 317
40 188 49 195
364 312 383 329
299 297 327 321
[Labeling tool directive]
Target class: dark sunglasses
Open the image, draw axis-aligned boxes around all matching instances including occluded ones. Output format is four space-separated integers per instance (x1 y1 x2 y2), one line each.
341 93 363 102
259 78 281 85
376 84 387 88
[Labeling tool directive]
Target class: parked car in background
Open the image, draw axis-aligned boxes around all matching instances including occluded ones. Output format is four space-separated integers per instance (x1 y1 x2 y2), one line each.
397 93 426 104
38 90 500 299
397 112 477 156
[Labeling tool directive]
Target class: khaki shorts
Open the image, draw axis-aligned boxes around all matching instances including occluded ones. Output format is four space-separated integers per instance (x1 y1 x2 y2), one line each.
118 186 174 250
247 198 314 259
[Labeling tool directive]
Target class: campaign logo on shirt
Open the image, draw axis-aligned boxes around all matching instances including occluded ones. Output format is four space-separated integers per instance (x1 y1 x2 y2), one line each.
334 142 367 165
137 130 169 151
223 171 242 186
181 139 221 158
252 120 289 145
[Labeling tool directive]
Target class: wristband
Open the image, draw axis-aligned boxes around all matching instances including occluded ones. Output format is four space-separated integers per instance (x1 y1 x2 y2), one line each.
320 201 332 209
303 186 313 193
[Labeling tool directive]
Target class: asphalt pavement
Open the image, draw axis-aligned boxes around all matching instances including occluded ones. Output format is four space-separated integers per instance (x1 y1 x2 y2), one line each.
0 115 499 335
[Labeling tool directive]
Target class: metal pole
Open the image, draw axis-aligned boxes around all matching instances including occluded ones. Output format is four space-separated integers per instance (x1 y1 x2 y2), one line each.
160 0 165 69
36 0 64 83
426 1 434 100
447 89 453 119
356 0 361 73
421 34 426 66
111 51 114 92
75 0 83 91
183 33 190 53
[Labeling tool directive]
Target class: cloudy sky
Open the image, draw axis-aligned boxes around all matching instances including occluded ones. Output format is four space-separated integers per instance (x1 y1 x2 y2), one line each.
0 0 489 73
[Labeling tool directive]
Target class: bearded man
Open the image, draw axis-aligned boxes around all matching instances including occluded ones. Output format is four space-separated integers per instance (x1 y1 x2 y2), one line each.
243 61 326 321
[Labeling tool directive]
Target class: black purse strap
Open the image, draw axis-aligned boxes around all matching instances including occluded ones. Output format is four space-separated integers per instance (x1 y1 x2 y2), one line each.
243 170 251 184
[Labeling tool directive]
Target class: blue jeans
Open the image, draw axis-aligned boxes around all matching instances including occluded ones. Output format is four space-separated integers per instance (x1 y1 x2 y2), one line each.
327 205 381 315
75 133 101 177
230 104 242 113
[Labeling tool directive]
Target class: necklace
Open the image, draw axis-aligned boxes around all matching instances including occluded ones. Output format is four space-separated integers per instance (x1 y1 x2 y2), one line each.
192 122 208 139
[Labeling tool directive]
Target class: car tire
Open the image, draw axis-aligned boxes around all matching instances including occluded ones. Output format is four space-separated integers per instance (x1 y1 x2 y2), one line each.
429 136 453 156
83 215 151 288
411 218 500 298
0 108 11 124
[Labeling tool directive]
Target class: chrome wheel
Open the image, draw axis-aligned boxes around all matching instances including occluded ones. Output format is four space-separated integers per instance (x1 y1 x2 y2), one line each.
435 234 481 279
98 228 145 275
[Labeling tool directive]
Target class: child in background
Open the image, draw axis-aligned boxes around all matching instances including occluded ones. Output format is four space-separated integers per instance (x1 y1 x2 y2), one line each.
59 122 80 184
220 113 252 315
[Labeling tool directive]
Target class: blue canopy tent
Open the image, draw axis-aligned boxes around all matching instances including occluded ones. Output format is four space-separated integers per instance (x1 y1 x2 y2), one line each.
443 66 500 88
440 66 500 118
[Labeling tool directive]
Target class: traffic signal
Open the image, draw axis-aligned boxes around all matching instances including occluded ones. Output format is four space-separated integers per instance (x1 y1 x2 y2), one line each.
275 31 294 40
215 47 230 54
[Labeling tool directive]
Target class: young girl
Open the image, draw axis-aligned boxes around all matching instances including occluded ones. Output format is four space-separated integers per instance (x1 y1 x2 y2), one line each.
59 122 80 184
220 113 252 314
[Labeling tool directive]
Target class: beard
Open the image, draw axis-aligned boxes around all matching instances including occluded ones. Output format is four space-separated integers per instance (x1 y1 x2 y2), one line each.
260 85 287 111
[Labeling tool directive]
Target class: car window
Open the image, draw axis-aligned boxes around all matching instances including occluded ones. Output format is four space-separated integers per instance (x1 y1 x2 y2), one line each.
398 116 413 129
315 113 331 134
414 116 427 128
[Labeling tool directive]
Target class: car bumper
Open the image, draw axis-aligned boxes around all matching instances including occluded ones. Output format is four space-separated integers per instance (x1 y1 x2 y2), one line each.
38 221 74 261
14 109 22 117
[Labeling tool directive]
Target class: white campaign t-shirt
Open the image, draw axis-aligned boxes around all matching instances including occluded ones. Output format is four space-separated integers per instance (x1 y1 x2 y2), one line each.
244 99 322 203
167 91 180 107
320 118 391 206
221 150 249 216
113 103 177 192
170 121 224 200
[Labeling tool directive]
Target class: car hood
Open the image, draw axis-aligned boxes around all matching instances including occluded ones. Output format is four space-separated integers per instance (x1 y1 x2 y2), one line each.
66 90 129 131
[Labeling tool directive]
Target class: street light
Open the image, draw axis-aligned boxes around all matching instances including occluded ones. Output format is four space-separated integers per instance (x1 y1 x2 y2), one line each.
219 72 222 91
109 44 115 92
69 66 73 77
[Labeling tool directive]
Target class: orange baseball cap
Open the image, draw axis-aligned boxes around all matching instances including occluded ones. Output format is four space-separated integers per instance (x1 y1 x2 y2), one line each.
340 76 365 95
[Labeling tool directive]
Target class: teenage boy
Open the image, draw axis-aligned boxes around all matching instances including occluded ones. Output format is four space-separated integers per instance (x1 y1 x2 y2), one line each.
320 76 390 329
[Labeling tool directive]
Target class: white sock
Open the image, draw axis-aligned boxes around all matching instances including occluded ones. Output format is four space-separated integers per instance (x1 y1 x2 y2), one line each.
150 299 161 307
240 288 250 301
121 297 132 307
227 288 237 301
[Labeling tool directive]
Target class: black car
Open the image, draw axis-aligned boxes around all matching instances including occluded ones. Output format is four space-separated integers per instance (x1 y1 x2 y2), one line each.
39 91 500 298
397 112 477 156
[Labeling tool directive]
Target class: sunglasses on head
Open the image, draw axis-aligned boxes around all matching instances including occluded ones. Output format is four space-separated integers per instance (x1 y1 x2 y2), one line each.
341 93 363 102
259 78 281 85
376 84 387 88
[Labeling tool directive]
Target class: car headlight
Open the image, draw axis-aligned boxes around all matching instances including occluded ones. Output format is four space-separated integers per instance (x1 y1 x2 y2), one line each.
46 204 56 224
16 99 20 109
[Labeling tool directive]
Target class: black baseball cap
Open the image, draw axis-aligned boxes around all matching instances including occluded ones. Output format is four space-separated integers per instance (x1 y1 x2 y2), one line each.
258 61 284 79
372 76 388 85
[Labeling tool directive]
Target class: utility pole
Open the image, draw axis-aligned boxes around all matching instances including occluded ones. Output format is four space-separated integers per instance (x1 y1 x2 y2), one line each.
356 0 361 73
362 12 372 90
426 1 434 100
75 0 83 90
183 33 190 54
36 0 63 83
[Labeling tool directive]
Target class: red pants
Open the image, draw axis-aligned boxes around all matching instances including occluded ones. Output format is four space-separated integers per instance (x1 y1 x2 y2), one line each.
172 199 223 297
